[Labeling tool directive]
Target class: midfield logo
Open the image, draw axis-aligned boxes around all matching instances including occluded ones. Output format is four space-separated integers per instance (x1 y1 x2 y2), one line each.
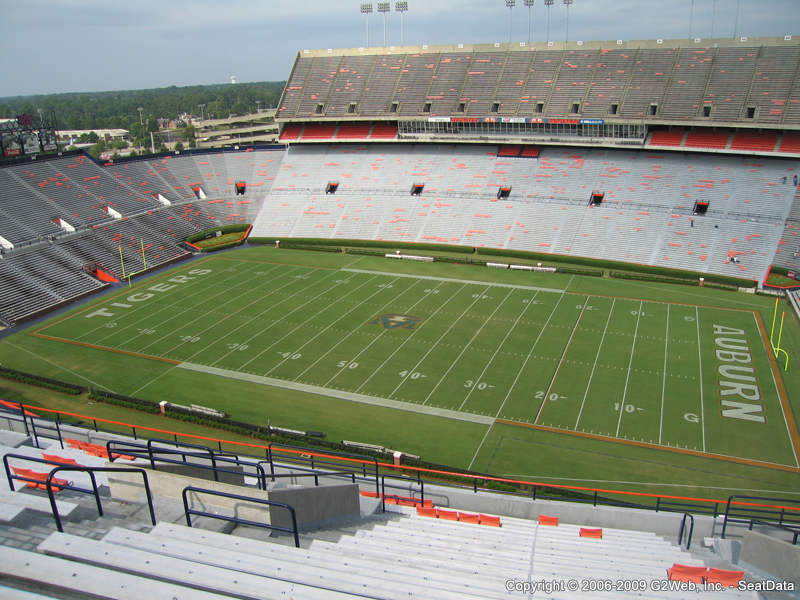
368 314 423 330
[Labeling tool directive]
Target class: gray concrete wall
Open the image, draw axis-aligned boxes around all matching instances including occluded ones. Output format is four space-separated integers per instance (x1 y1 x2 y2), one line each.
740 531 800 586
268 483 360 532
107 464 272 524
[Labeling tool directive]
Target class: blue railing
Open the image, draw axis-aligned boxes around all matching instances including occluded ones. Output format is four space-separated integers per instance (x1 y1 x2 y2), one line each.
181 485 299 547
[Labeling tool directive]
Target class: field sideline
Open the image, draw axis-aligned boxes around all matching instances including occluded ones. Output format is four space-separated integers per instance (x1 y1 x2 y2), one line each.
2 245 800 499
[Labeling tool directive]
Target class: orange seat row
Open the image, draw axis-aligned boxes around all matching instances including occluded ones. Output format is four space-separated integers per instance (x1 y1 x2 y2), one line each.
359 490 433 508
668 564 744 587
11 467 69 492
416 506 501 527
65 438 134 461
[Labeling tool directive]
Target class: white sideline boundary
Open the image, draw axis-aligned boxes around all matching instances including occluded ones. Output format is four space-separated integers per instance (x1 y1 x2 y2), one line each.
340 268 565 294
177 361 494 425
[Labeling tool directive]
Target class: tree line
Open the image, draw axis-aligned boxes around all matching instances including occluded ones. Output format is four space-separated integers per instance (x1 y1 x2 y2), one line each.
0 81 286 132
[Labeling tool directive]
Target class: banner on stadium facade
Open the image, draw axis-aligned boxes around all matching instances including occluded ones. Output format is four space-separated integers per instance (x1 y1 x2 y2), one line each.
1 133 22 157
21 131 41 155
427 116 603 125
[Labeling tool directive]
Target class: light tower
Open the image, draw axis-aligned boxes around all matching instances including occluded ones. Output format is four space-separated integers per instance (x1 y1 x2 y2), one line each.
360 3 373 47
377 2 390 46
137 107 144 126
505 0 516 44
544 0 554 43
395 1 408 45
689 0 695 39
563 0 573 43
733 0 741 38
710 0 717 39
523 0 535 44
198 103 205 122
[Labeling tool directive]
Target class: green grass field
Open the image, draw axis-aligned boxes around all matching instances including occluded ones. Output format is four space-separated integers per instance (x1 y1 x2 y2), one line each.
2 245 800 501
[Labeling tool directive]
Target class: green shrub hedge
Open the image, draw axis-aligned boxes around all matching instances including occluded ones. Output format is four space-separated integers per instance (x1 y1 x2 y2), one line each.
0 366 83 395
186 224 250 244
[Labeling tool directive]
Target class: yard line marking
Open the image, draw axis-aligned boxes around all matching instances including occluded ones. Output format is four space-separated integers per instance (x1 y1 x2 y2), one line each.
615 300 643 438
166 267 321 358
458 291 538 412
264 277 402 377
355 284 469 394
659 304 670 445
178 362 494 425
695 306 706 453
753 311 800 468
231 273 377 371
468 293 565 470
388 286 491 401
574 299 615 430
341 268 564 294
421 288 515 406
72 257 237 343
126 262 284 350
318 281 444 387
534 296 588 424
3 340 115 392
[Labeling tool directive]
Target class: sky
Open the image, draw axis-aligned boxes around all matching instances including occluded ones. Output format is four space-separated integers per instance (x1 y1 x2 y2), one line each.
0 0 796 97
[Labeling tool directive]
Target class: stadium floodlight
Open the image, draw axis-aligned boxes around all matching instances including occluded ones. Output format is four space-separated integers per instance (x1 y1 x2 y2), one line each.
137 107 144 126
710 0 717 39
544 0 554 44
378 2 390 47
198 103 205 122
563 0 573 44
733 0 741 38
523 0 535 45
688 0 694 39
361 3 373 47
395 1 408 46
506 0 516 44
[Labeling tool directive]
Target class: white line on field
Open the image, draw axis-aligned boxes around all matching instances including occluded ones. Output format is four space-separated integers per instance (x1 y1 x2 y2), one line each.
755 311 799 468
178 268 340 366
574 298 615 430
354 284 469 394
534 296 588 424
318 281 443 387
615 300 643 438
134 263 287 352
264 277 400 377
695 306 707 453
457 291 538 412
3 341 114 392
659 304 670 445
341 268 565 294
421 288 514 406
234 273 378 371
388 286 490 401
467 292 566 471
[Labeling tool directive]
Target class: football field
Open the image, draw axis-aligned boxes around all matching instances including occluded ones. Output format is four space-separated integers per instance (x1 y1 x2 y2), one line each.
30 250 800 471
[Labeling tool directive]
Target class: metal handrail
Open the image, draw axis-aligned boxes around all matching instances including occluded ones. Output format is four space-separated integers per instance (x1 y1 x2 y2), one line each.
380 474 425 513
748 519 800 545
261 465 357 487
182 485 299 548
46 465 156 533
678 513 695 549
267 442 379 495
722 495 800 538
2 454 155 533
0 401 63 449
107 440 269 489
